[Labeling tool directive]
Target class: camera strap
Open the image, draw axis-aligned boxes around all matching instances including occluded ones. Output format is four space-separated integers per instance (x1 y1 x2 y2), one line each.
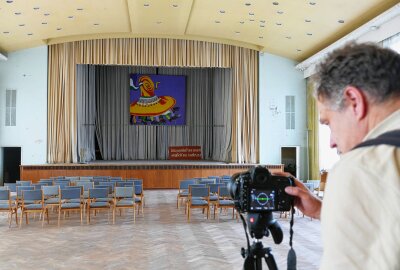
287 205 297 270
352 129 400 149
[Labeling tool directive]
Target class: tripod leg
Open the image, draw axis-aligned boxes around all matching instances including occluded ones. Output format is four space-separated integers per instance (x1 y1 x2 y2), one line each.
264 249 278 270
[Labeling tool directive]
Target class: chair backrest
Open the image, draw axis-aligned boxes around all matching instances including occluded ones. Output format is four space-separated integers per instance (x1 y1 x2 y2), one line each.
89 188 108 199
209 183 224 194
54 181 69 188
79 176 93 181
76 181 94 190
39 179 54 186
133 179 142 186
42 185 59 196
115 187 134 198
117 182 134 187
16 186 35 196
96 185 112 194
218 186 230 197
190 187 209 198
99 182 115 192
134 185 142 195
4 183 17 192
61 188 81 200
198 179 215 185
179 179 196 189
188 184 206 190
16 180 32 186
64 186 83 194
0 186 9 191
0 189 10 200
33 183 48 190
109 177 122 182
23 190 43 201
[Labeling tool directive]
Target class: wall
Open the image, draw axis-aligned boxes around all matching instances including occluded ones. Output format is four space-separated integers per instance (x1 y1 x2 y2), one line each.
259 52 308 180
0 46 48 173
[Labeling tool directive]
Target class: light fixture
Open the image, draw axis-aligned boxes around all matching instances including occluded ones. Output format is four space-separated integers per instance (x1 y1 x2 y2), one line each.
338 19 345 24
93 23 100 26
14 12 21 15
260 20 266 23
249 12 254 16
19 24 25 27
259 36 263 39
286 36 291 39
277 11 283 14
297 49 302 52
235 31 240 34
249 19 255 22
309 2 316 5
172 4 178 8
215 20 221 23
156 21 162 24
240 21 244 24
245 3 251 6
144 3 150 7
273 2 279 5
307 32 313 36
56 27 62 30
42 22 47 25
6 0 13 3
305 19 311 23
3 31 10 34
260 24 265 28
276 22 282 26
77 8 84 11
68 16 74 19
44 13 50 16
33 7 40 10
27 33 33 36
220 10 225 14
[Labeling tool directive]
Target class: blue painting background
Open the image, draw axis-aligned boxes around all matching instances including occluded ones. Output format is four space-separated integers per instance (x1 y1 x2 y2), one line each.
130 74 186 125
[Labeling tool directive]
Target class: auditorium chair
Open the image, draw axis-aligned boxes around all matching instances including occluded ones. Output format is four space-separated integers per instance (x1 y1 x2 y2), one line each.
113 187 136 224
134 185 144 216
214 186 236 221
187 186 210 222
0 189 18 227
87 188 112 224
19 190 49 227
177 179 196 209
58 188 83 226
15 186 35 208
16 180 32 186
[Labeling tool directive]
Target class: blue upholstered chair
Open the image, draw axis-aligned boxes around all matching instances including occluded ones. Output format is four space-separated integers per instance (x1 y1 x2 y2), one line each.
19 190 49 227
76 181 94 200
58 188 83 226
113 187 136 224
214 186 236 221
177 179 196 209
4 183 17 192
134 184 144 215
16 180 32 186
187 186 210 222
87 188 112 224
0 189 18 227
53 180 70 189
16 186 35 207
39 179 54 186
198 178 215 185
42 185 60 208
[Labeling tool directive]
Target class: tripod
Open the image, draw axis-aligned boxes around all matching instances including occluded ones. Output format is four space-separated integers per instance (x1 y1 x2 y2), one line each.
242 240 278 270
240 212 282 270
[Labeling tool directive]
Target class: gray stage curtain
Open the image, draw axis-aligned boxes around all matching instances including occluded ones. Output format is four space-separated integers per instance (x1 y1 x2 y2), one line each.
76 65 96 162
77 65 232 161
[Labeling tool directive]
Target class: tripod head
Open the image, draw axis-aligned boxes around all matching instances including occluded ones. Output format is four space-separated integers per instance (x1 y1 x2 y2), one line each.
247 212 283 244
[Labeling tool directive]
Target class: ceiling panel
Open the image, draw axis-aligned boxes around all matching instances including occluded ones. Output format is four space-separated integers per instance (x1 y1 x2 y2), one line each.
0 0 398 61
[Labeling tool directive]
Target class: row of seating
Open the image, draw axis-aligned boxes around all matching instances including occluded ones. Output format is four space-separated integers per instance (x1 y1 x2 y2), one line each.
0 186 142 227
177 176 237 222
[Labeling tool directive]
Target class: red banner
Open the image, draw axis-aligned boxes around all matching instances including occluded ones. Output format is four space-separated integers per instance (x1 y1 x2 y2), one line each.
168 146 202 160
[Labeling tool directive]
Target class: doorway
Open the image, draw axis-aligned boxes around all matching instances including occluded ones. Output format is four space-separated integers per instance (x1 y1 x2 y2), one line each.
2 147 21 183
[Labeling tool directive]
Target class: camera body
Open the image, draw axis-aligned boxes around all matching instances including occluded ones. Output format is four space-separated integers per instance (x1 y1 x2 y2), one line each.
229 166 294 213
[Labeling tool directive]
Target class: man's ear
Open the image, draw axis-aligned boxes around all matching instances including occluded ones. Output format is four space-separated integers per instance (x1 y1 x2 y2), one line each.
343 86 367 120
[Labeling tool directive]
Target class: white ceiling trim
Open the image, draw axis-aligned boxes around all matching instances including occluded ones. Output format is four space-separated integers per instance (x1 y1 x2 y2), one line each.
296 3 400 78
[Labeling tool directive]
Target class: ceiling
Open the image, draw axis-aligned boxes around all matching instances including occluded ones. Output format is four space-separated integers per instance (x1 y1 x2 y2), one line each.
0 0 398 61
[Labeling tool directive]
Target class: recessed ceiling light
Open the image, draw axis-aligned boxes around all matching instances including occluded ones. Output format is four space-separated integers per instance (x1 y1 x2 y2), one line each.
305 19 311 23
285 36 291 39
77 8 84 11
277 11 283 14
220 10 225 14
172 4 178 8
56 27 62 31
307 32 313 36
3 31 10 34
240 21 244 24
14 12 21 15
215 20 221 23
249 12 254 16
260 24 265 28
27 33 33 36
33 7 40 10
259 36 263 39
249 19 255 22
245 3 251 6
44 13 50 16
156 21 162 24
93 23 100 26
68 16 74 19
338 19 345 24
309 2 316 5
297 49 302 52
260 20 266 23
19 24 25 27
6 0 13 3
144 3 150 7
42 22 47 25
235 31 240 34
273 2 279 5
276 22 282 26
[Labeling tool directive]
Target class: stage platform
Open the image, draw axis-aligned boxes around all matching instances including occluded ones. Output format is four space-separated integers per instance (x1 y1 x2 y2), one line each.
20 161 284 189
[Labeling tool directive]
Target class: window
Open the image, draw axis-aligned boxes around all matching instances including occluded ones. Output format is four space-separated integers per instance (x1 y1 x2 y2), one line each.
319 124 340 170
5 89 16 126
285 95 295 130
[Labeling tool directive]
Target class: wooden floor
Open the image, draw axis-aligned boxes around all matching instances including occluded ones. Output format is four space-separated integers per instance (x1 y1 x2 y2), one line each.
0 190 322 270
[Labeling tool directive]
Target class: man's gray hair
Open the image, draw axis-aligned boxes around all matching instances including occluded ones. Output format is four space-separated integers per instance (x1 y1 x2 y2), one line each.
313 42 400 110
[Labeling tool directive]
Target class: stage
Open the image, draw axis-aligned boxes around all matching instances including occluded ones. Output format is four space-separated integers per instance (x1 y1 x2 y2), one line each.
20 161 284 189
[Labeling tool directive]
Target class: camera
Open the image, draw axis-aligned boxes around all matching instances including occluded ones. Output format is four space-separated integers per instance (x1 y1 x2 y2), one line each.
228 166 294 213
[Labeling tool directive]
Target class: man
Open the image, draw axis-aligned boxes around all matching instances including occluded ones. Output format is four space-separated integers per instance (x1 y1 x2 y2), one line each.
285 43 400 269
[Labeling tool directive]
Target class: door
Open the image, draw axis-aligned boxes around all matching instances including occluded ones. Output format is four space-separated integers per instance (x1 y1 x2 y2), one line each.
2 147 21 183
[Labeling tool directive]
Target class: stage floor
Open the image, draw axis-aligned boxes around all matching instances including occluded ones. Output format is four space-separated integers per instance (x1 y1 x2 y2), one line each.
88 160 237 165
